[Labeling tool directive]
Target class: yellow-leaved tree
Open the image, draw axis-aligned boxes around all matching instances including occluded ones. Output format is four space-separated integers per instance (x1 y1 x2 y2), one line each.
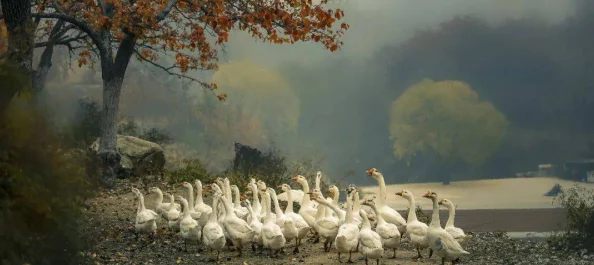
389 79 508 184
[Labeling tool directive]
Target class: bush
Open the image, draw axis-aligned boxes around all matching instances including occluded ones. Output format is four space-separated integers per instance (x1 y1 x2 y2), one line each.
549 185 594 252
0 98 93 265
163 158 214 185
67 98 102 147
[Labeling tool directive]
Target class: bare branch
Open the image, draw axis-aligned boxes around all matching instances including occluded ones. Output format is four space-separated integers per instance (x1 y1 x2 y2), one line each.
133 49 218 98
31 12 105 53
35 35 87 48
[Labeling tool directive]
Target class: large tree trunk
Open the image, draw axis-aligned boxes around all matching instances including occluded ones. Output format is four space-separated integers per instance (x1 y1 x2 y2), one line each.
0 0 34 112
97 76 124 187
96 34 136 187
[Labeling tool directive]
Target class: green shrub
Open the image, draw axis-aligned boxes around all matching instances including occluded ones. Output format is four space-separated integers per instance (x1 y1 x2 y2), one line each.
549 185 594 252
163 158 214 184
0 98 93 265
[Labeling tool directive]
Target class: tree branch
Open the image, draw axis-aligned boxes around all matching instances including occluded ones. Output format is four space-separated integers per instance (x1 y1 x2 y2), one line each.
156 0 178 22
31 13 105 53
133 49 217 97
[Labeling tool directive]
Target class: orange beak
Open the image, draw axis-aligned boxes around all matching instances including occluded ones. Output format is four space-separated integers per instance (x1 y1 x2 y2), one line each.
277 185 283 189
366 168 376 176
291 175 298 181
395 191 403 196
438 199 444 205
306 191 313 195
422 190 432 198
240 194 247 200
368 215 375 221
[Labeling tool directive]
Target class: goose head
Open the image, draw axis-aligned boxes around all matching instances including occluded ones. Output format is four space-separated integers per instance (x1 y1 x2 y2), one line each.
180 181 192 189
439 198 455 209
215 177 224 187
365 168 382 179
327 185 339 198
291 175 307 185
194 180 203 189
176 196 189 209
422 190 438 201
361 197 375 207
257 180 267 192
395 189 414 200
279 183 292 192
345 184 357 195
306 188 323 200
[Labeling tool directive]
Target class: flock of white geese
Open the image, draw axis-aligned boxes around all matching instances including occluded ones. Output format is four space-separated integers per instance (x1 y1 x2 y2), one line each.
130 168 472 265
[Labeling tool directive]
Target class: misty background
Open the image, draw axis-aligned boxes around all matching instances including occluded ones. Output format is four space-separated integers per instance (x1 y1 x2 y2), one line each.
38 0 594 185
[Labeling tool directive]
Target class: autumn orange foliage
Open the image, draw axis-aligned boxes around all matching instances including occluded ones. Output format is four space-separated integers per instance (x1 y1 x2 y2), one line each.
39 0 349 98
0 22 7 54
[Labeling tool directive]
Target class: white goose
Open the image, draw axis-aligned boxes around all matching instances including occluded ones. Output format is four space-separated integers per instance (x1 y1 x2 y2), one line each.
201 190 226 262
231 184 249 220
439 198 472 249
358 209 383 265
279 183 310 253
335 187 360 263
193 180 212 217
181 181 202 219
268 187 298 246
423 191 469 265
309 189 340 252
220 192 254 256
244 199 263 252
177 196 201 251
257 180 276 223
148 187 180 219
292 175 319 240
396 189 429 260
246 179 262 223
362 198 400 259
131 187 158 238
261 190 286 257
345 186 364 226
366 168 407 234
165 193 181 232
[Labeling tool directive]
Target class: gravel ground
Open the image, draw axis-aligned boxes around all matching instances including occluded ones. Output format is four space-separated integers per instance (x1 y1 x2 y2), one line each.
78 181 594 265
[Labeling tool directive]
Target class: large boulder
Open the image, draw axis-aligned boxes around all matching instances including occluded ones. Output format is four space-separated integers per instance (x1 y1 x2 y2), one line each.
90 135 166 178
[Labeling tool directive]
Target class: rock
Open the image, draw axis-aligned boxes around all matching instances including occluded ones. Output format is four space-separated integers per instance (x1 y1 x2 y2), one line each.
90 135 165 178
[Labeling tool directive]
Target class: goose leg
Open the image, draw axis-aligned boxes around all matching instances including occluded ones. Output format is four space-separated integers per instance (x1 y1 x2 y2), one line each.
413 247 423 261
313 231 320 243
328 240 334 250
216 250 220 263
184 241 188 252
252 242 257 252
428 248 433 258
376 258 380 265
365 257 369 265
338 252 343 263
323 239 329 252
441 257 445 265
391 248 396 259
293 239 299 253
347 251 354 263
